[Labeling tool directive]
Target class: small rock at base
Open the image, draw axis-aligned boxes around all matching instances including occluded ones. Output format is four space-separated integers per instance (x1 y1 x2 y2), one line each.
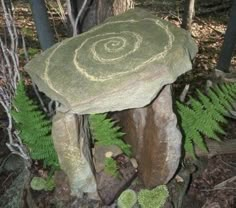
130 158 138 169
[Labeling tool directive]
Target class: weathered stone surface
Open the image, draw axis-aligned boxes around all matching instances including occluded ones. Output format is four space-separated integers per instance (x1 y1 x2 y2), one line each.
25 8 197 115
96 155 137 205
113 85 182 188
24 7 196 201
2 154 25 172
130 158 138 169
52 112 97 196
54 171 71 202
93 144 123 172
0 166 32 208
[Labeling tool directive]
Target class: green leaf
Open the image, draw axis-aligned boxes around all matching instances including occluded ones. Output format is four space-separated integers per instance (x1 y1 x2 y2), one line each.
104 157 119 177
11 80 59 169
89 113 131 157
177 83 236 158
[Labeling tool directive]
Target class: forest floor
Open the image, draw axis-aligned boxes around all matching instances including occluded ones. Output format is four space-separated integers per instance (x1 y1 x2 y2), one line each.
0 0 236 207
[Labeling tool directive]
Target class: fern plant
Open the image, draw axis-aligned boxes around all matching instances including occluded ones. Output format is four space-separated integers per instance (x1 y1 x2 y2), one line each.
89 113 132 157
104 157 119 177
177 83 236 157
11 81 59 169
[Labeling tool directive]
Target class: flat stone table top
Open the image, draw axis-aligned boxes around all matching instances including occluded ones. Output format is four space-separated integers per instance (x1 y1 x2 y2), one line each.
26 8 197 114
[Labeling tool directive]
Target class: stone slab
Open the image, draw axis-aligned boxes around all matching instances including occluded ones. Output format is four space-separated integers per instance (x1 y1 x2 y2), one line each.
113 85 182 187
25 8 197 114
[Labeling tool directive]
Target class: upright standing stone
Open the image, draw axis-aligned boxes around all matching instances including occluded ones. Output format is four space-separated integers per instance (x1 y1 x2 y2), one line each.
52 112 97 195
113 85 182 187
25 8 197 195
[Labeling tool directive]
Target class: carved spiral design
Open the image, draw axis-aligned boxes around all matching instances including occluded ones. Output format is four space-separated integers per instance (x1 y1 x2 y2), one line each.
44 18 174 95
79 31 142 63
72 19 174 81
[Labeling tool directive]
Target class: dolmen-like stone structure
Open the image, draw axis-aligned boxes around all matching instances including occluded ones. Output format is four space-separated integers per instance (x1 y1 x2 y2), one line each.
25 8 197 199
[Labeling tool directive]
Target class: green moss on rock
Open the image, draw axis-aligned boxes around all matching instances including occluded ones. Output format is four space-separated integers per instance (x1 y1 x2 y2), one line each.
138 185 169 208
118 189 137 208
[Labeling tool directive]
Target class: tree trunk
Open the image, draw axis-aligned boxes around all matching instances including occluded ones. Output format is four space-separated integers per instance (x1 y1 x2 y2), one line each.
97 0 134 23
29 0 55 50
216 0 236 72
112 0 134 16
96 0 114 25
69 0 134 33
181 0 195 31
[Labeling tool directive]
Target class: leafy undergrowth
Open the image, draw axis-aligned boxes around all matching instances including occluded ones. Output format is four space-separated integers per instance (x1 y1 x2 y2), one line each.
185 153 236 208
137 1 235 95
190 118 236 207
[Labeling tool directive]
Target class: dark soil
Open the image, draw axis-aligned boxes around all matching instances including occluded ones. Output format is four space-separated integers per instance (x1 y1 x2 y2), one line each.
186 154 236 208
183 120 236 208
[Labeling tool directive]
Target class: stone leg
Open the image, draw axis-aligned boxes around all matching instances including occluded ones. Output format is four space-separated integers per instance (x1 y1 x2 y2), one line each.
52 112 97 196
113 85 182 188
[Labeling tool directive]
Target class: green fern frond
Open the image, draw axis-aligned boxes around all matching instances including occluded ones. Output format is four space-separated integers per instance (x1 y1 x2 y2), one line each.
89 113 131 157
177 83 236 157
11 81 59 169
104 157 119 177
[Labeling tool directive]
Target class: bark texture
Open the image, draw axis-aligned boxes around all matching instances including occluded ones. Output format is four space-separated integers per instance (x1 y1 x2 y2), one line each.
72 0 135 31
181 0 195 31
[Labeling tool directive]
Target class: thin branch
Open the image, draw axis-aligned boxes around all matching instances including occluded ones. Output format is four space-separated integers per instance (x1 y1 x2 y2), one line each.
66 0 88 36
179 84 190 102
56 0 67 24
214 176 236 189
21 34 29 62
22 34 51 116
73 0 88 36
0 0 30 161
201 187 236 191
66 0 75 29
52 0 68 30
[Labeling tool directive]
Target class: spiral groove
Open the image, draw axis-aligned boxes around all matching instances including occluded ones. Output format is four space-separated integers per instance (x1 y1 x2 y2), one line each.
44 18 175 96
89 31 142 63
72 19 174 81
